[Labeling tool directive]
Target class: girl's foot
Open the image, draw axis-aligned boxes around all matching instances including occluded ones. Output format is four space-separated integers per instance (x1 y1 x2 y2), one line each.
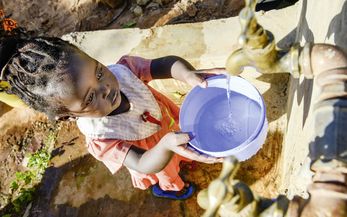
151 182 196 200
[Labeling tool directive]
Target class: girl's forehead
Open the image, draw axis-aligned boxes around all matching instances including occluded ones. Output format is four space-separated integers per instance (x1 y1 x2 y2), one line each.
69 55 95 81
72 50 95 63
69 52 91 69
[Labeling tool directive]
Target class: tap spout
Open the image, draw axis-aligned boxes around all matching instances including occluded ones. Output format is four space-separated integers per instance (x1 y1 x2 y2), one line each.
225 48 250 75
226 38 300 77
226 0 300 77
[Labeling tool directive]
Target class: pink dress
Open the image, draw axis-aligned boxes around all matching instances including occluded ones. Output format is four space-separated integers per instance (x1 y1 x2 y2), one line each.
80 56 190 191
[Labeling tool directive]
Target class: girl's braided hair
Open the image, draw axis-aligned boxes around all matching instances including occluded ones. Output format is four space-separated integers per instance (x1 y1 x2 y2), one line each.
1 11 82 118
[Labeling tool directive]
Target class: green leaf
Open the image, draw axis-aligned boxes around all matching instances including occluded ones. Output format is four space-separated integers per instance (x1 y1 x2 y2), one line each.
10 181 19 190
122 20 137 28
15 172 24 180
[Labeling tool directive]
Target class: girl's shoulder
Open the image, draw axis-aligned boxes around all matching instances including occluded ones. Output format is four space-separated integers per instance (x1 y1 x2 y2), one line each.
107 63 141 84
115 55 152 83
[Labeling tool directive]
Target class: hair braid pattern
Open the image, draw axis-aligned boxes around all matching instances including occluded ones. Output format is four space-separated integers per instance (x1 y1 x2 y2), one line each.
1 37 80 118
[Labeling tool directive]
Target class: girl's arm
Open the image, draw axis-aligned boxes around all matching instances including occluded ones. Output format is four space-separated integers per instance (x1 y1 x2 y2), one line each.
150 56 227 87
123 132 222 174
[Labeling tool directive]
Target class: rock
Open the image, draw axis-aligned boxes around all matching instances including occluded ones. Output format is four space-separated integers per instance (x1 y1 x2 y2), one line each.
136 0 151 6
97 0 125 9
153 0 162 5
186 4 197 17
153 0 170 5
146 2 160 10
133 5 143 16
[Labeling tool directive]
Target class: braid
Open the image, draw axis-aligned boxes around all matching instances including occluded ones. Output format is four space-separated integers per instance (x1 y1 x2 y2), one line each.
1 36 82 119
1 10 82 118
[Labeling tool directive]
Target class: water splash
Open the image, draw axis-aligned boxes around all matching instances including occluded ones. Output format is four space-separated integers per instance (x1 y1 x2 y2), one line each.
214 114 238 137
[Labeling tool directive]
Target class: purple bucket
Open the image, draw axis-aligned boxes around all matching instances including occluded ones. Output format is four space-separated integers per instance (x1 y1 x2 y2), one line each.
179 75 268 160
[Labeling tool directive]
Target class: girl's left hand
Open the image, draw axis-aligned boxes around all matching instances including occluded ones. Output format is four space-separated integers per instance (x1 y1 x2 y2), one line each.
184 68 228 88
161 132 224 164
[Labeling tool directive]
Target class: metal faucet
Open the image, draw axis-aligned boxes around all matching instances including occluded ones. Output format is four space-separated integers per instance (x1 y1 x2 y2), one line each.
226 0 300 77
198 157 290 217
199 0 347 216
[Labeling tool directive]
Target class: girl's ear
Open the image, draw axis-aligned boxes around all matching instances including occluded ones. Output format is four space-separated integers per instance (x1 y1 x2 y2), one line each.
55 115 77 122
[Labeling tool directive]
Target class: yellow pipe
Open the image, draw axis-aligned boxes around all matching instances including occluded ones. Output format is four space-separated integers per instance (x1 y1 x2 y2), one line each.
0 81 27 108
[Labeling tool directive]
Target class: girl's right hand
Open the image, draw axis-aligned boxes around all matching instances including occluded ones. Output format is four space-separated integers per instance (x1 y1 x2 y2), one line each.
160 132 224 164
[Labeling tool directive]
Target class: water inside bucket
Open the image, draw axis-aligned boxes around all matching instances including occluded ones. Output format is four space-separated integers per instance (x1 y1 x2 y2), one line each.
193 88 261 153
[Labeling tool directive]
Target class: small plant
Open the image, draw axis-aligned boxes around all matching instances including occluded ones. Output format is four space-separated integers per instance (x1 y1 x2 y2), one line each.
122 20 137 28
6 130 57 215
11 188 35 213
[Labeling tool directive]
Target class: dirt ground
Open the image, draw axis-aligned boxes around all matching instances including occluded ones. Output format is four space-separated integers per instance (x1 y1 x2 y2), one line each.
1 0 246 36
0 0 295 216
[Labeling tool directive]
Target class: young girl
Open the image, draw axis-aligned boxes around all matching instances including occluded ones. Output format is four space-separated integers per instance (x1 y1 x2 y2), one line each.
0 34 224 199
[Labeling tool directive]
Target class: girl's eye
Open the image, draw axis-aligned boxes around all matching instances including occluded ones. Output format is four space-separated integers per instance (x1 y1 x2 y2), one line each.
86 92 94 106
96 71 103 80
96 69 103 80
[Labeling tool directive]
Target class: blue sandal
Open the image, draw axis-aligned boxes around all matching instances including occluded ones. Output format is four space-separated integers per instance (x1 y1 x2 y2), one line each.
151 182 196 200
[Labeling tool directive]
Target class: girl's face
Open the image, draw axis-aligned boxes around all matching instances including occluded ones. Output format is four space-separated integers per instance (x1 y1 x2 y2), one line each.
57 54 121 118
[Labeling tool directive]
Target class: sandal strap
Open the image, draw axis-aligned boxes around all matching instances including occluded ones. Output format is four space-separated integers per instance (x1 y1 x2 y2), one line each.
151 183 196 200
